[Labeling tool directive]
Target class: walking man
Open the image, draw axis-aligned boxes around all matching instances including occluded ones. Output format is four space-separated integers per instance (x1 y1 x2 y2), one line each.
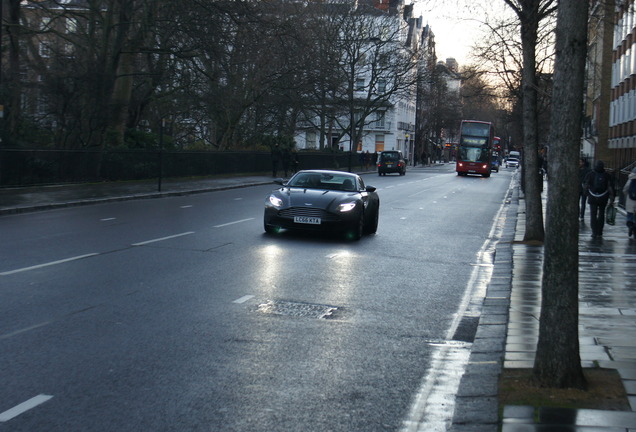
583 160 614 238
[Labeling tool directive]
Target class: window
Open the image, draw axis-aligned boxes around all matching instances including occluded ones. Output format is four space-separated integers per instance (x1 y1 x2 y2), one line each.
40 17 51 31
66 18 78 33
377 79 386 93
39 42 51 58
375 111 385 128
375 134 385 152
355 78 365 91
306 131 316 149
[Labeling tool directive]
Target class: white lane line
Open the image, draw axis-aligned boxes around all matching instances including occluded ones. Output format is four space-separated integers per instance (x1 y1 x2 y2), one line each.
0 394 53 422
401 178 514 432
213 218 254 228
132 232 194 246
233 295 255 304
180 205 193 209
0 254 99 276
0 321 52 340
100 218 116 221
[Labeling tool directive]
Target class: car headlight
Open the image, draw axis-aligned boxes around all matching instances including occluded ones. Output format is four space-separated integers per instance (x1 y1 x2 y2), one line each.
338 201 357 212
268 195 283 207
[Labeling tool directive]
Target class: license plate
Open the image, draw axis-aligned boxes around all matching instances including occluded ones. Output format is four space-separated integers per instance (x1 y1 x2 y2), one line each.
294 216 321 225
386 163 394 167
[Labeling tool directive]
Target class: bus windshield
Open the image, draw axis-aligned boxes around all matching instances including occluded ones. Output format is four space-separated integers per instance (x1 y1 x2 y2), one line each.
459 146 489 163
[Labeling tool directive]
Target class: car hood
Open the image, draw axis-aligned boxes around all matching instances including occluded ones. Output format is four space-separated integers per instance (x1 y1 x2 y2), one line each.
279 187 356 208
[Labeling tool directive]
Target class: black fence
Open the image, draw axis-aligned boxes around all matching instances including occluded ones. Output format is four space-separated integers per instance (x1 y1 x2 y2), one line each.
0 149 357 187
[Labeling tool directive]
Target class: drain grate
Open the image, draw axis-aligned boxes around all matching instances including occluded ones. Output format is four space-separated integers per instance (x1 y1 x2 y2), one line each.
256 300 340 319
451 315 480 343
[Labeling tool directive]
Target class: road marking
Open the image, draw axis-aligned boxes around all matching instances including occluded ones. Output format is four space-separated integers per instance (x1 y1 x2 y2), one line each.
180 205 193 209
0 395 53 422
0 253 99 276
132 232 194 246
213 218 254 228
100 218 116 221
233 295 255 304
401 178 514 432
0 321 52 340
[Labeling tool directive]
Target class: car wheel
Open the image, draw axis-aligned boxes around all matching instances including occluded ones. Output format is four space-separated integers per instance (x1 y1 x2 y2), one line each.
264 221 278 234
348 212 364 240
364 206 379 234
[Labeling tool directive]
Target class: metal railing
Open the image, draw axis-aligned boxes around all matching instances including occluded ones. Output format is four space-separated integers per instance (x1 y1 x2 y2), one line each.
0 149 356 187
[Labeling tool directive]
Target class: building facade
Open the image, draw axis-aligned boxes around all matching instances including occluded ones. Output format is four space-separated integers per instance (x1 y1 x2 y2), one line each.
602 0 636 174
293 0 427 163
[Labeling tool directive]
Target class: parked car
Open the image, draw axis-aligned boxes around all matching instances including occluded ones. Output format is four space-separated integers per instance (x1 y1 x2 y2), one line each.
506 157 519 168
377 151 406 176
264 170 380 240
491 159 500 172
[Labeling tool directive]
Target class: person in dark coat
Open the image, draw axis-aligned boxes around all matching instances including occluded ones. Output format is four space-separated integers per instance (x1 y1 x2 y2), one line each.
583 160 615 238
623 167 636 237
282 147 291 177
271 144 282 177
578 158 592 219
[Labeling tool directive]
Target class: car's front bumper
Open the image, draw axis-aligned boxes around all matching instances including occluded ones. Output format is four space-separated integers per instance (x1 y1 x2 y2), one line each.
264 206 359 232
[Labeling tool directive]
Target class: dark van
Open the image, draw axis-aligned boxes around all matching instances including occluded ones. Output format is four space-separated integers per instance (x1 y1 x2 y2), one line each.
377 151 406 176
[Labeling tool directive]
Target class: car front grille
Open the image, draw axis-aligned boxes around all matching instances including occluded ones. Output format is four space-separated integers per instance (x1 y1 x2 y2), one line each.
279 207 339 221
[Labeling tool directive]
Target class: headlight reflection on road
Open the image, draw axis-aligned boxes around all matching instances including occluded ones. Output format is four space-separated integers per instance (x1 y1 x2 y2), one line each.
325 250 356 293
257 244 284 293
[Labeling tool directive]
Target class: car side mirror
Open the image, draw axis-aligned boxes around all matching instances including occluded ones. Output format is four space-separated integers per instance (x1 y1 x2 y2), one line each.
273 178 285 185
366 186 377 193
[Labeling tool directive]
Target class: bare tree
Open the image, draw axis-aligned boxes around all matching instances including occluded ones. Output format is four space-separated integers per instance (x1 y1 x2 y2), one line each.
501 0 557 243
2 0 22 138
333 6 419 164
533 0 588 390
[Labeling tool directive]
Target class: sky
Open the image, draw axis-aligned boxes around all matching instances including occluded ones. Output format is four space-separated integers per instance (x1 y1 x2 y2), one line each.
413 1 512 69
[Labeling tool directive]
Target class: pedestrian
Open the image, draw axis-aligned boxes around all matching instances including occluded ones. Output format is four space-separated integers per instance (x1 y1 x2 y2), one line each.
623 167 636 237
291 150 300 174
372 151 378 170
579 158 592 219
583 160 615 238
364 151 371 170
282 147 291 177
271 143 282 177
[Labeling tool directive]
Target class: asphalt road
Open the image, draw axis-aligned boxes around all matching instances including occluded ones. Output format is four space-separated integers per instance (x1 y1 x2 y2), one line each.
0 164 515 431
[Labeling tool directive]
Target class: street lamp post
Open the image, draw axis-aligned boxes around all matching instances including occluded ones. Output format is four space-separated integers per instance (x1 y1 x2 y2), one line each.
348 61 355 173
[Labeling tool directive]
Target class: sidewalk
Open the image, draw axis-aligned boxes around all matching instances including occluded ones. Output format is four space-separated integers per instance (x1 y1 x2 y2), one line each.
2 171 636 431
451 178 636 431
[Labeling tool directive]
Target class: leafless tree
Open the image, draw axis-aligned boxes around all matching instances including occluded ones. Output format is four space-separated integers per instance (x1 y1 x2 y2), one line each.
501 0 557 243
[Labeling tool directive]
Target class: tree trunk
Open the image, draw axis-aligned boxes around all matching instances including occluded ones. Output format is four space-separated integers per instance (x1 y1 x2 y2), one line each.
5 0 22 137
520 7 545 243
533 0 588 390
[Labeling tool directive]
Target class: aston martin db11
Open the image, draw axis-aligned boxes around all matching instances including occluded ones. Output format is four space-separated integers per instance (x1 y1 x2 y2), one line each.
264 170 380 240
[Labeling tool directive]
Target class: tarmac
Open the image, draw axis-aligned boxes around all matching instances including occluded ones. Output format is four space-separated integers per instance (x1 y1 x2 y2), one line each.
1 166 635 431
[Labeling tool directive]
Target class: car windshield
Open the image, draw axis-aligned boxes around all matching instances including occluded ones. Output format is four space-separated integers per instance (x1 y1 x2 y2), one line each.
287 172 358 191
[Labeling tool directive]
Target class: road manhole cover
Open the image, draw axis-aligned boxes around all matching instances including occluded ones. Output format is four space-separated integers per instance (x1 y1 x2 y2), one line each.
256 300 341 319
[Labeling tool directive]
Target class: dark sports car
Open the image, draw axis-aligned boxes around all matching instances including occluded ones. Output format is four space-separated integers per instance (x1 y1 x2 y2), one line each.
264 170 380 240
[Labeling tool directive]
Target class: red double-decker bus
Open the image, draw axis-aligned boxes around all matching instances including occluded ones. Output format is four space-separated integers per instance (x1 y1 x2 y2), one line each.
456 120 495 178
